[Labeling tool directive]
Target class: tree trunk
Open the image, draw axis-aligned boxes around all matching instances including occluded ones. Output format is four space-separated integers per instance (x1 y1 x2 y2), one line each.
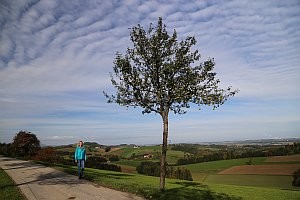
160 113 169 191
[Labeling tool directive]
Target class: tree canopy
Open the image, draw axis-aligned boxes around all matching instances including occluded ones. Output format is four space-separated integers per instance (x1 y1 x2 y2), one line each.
104 17 238 190
105 17 236 117
12 130 40 158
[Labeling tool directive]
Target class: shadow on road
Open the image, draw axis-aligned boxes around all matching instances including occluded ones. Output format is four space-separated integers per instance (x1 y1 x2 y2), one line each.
2 160 46 171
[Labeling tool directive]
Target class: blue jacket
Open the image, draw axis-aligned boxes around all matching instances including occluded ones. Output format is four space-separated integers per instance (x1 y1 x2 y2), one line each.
75 146 86 161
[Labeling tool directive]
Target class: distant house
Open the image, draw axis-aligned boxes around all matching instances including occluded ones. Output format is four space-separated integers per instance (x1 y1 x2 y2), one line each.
133 145 139 149
143 154 153 159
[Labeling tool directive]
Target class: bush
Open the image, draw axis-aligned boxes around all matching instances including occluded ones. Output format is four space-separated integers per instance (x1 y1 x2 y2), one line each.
292 169 300 187
86 156 121 172
136 161 193 181
0 143 13 156
105 147 111 152
107 154 120 162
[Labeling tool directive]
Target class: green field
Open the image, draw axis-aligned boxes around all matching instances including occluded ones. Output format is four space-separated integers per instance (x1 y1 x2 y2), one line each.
0 168 25 200
205 174 294 188
109 145 184 164
180 157 266 181
50 163 300 200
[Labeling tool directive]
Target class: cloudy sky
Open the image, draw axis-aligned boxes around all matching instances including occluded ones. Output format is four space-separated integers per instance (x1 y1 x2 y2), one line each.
0 0 299 146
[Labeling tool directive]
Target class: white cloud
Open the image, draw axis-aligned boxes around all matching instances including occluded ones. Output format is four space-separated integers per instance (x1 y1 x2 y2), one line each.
0 0 299 145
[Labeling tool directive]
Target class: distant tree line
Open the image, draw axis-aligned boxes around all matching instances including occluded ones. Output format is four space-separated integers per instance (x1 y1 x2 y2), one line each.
0 130 121 172
175 142 300 165
136 161 193 181
0 131 41 158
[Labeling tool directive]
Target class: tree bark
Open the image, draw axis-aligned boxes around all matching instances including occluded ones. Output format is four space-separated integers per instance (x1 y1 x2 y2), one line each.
160 113 168 191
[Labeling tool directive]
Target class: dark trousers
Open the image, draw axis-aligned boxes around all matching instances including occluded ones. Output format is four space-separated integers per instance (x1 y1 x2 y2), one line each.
77 159 85 178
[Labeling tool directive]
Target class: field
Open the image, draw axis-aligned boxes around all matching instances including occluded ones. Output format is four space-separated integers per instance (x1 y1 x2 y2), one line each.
265 154 300 163
181 157 266 181
0 168 25 200
205 174 294 188
176 155 300 195
219 164 300 175
107 146 184 164
50 163 300 200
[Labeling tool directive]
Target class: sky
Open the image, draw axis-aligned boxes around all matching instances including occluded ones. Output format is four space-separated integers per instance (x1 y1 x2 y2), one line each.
0 0 299 146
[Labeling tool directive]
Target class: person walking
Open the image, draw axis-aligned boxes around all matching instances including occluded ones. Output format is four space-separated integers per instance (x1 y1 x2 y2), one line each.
75 140 86 179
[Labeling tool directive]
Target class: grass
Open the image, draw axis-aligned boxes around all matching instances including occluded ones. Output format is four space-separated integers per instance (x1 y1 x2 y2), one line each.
205 174 297 189
46 162 300 200
182 157 267 181
107 146 184 163
114 159 142 167
209 183 300 200
0 168 25 200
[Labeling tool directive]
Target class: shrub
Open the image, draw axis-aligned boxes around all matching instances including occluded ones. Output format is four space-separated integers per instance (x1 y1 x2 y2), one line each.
292 169 300 187
137 161 193 181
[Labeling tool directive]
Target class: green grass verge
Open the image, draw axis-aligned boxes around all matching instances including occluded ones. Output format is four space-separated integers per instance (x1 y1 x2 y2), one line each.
0 168 25 200
45 162 299 200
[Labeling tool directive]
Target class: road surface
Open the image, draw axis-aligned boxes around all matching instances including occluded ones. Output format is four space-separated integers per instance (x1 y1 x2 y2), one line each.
0 156 144 200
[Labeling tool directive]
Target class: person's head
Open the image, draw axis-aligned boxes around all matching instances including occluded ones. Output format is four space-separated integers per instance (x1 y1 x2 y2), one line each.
78 140 83 147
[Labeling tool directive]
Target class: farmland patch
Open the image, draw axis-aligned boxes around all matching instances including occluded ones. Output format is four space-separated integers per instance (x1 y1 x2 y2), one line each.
265 154 300 163
219 164 300 175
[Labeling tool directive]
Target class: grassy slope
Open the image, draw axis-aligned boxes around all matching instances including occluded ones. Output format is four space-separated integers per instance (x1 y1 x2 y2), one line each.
181 156 299 190
205 174 294 188
51 163 300 200
0 168 25 200
181 157 266 181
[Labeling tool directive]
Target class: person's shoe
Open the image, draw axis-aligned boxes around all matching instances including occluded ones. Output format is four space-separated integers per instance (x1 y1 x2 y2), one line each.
78 176 82 179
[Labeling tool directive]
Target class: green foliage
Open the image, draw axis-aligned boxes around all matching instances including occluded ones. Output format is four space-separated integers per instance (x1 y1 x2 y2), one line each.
0 169 25 200
107 154 120 162
104 17 237 115
136 161 193 181
0 143 13 156
292 168 300 186
104 17 238 190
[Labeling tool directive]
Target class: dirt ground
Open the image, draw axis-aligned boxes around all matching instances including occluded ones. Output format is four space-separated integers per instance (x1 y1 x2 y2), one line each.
265 154 300 162
219 164 300 175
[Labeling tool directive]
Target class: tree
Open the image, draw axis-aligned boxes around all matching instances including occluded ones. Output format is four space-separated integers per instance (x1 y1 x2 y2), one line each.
105 146 111 152
104 17 238 190
12 130 41 158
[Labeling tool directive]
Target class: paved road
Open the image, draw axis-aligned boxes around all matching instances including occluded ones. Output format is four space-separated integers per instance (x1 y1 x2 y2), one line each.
0 156 144 200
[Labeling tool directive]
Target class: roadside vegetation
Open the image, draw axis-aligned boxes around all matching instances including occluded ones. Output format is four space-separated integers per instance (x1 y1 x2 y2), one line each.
0 168 25 200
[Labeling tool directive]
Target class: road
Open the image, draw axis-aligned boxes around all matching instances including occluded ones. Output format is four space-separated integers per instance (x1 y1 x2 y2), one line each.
0 156 144 200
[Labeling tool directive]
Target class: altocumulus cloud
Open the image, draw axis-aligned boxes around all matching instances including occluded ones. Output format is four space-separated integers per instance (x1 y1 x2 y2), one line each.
0 0 299 145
